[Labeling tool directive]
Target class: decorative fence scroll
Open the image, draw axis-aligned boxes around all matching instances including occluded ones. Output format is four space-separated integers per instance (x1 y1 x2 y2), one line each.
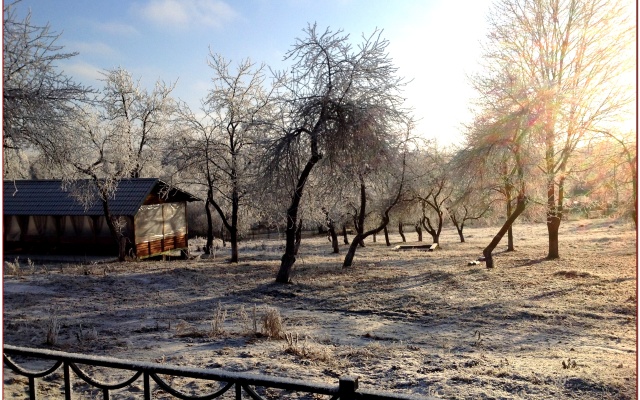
4 345 432 400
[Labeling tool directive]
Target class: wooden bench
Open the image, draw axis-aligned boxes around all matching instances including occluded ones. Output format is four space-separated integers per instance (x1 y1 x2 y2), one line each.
393 243 438 251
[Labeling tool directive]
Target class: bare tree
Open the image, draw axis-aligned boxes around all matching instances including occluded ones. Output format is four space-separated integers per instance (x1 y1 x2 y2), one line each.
100 68 176 178
342 149 409 268
481 0 635 260
412 147 454 245
463 99 532 268
56 109 137 260
446 148 494 243
265 25 406 283
3 2 93 175
445 173 493 243
171 55 276 262
48 69 177 261
594 129 637 226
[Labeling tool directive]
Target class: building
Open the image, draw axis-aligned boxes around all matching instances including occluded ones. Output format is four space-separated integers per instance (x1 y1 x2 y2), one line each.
3 179 200 259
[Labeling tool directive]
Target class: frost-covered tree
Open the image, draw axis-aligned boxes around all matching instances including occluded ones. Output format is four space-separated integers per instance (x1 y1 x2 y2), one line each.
471 0 634 262
3 1 93 176
265 24 407 283
170 55 276 262
51 69 176 260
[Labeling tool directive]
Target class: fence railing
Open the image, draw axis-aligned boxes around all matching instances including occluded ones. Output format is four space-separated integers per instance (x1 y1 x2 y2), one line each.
3 345 432 400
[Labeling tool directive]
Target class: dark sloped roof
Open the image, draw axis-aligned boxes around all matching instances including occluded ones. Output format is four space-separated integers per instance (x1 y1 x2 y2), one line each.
3 179 199 216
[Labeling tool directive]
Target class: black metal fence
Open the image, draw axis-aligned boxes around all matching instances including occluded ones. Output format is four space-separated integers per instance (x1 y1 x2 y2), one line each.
3 345 432 400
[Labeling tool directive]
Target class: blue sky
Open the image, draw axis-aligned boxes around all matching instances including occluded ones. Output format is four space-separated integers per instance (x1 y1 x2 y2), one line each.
8 0 496 145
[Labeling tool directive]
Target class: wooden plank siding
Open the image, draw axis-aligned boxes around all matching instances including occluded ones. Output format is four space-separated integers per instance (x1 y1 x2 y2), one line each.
135 234 188 258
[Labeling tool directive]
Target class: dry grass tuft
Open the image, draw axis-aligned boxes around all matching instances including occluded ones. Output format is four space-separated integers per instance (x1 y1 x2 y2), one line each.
174 320 195 337
236 305 250 334
262 307 283 339
210 302 227 336
44 307 61 345
284 332 334 363
4 258 21 276
75 324 98 344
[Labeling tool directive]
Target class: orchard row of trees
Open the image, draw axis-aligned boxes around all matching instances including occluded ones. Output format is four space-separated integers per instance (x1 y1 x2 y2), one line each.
4 0 635 281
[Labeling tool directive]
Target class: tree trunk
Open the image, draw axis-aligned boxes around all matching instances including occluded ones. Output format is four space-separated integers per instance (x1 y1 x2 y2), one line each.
342 224 349 245
328 225 339 253
354 178 367 248
372 233 376 243
344 176 369 267
294 218 303 255
208 188 239 262
118 236 128 260
421 201 443 245
230 227 238 262
383 226 390 246
415 223 422 242
422 216 440 245
101 198 127 261
229 190 239 263
204 196 214 255
544 123 560 259
277 254 296 283
545 181 560 259
429 231 438 244
342 241 358 268
546 175 566 259
547 216 560 259
343 236 361 268
449 212 464 243
483 196 527 268
398 222 406 242
506 189 514 251
276 152 321 283
343 221 390 267
344 221 389 267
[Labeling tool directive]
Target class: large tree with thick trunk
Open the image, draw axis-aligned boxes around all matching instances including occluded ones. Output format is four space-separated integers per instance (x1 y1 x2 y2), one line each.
265 25 406 283
479 0 634 260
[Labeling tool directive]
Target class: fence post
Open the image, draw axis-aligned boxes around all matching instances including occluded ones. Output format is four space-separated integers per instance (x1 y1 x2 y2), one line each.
64 363 72 400
339 376 359 400
29 376 37 400
143 372 151 400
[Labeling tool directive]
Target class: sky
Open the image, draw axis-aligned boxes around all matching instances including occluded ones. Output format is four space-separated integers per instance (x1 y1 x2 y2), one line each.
7 0 496 146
